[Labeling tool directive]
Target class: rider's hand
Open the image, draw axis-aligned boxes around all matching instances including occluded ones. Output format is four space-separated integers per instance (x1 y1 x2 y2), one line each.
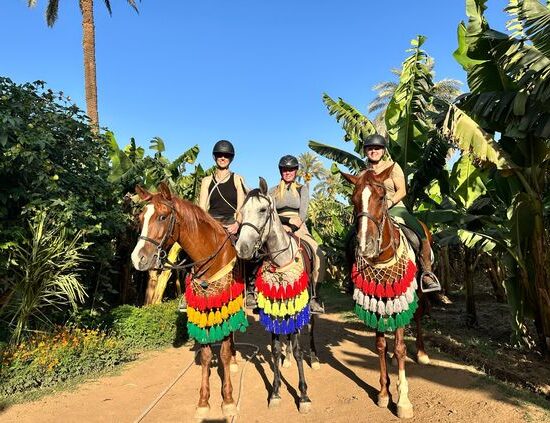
282 224 292 233
289 217 302 228
226 222 240 235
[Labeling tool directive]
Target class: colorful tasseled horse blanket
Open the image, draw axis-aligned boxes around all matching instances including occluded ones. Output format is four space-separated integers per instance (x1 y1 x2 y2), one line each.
351 233 419 332
185 258 249 343
256 254 310 335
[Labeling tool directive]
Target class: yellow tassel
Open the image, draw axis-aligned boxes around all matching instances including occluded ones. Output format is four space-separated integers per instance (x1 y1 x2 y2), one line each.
221 305 229 319
236 295 243 309
199 312 207 328
228 300 235 314
280 302 287 316
264 298 272 314
257 293 265 308
272 301 280 316
215 310 222 325
207 311 215 327
288 300 295 315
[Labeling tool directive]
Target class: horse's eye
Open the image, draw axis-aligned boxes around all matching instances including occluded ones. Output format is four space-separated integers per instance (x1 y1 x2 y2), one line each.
259 207 267 213
159 215 167 221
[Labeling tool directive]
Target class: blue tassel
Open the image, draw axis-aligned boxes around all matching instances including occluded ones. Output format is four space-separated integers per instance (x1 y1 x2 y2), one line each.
280 319 288 334
288 318 295 333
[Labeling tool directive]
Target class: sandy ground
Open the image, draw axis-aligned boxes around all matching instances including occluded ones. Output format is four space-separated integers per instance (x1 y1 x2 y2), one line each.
1 311 549 423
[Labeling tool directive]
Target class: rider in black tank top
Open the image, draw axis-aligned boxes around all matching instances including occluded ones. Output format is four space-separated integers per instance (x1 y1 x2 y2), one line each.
208 173 238 225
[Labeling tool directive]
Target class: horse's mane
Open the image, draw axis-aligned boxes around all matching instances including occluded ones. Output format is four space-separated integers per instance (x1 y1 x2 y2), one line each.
168 195 225 235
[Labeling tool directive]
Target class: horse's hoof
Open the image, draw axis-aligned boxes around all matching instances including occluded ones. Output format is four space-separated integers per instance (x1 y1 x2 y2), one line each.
299 401 312 414
282 358 292 368
417 353 430 365
222 402 238 417
377 395 390 408
194 406 210 419
268 396 282 408
397 405 414 419
230 362 239 373
311 359 321 370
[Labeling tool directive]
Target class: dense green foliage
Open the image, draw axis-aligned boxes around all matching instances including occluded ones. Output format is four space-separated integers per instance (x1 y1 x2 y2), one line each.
0 77 128 312
104 300 187 350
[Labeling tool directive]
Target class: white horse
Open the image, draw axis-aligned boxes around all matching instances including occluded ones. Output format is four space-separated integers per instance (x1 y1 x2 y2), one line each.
235 177 319 413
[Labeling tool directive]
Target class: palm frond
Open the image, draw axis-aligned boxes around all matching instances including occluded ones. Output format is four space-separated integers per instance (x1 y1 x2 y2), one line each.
322 94 376 152
308 140 366 174
45 0 59 27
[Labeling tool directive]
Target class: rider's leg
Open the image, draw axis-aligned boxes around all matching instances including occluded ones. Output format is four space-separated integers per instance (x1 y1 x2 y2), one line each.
296 227 325 314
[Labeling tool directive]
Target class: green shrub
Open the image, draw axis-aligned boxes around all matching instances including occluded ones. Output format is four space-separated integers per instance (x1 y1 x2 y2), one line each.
0 327 133 397
104 300 188 350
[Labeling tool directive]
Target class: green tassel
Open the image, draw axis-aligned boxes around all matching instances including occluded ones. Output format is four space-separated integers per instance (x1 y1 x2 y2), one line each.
354 303 361 317
377 317 387 332
363 311 370 325
395 313 404 328
369 313 378 329
222 321 230 337
357 306 364 321
387 316 396 332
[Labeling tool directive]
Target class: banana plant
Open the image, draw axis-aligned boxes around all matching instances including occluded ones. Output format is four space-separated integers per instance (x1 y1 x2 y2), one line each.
439 0 550 352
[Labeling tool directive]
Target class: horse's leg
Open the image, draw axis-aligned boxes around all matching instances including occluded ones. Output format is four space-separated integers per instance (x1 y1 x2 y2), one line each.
376 331 390 408
415 295 430 365
292 332 312 414
229 332 239 373
269 334 283 408
308 315 320 370
195 344 213 418
282 336 292 368
220 336 238 417
394 327 414 419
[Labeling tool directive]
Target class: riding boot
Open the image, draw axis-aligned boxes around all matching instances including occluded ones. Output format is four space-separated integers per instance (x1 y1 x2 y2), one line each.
178 270 188 312
245 259 258 309
419 240 440 292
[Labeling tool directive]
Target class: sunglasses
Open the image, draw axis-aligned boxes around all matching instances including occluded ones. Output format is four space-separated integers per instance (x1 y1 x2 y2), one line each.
280 167 298 172
365 146 385 151
214 153 233 159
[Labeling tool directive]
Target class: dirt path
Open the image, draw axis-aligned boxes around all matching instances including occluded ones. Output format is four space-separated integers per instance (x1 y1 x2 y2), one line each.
2 311 549 423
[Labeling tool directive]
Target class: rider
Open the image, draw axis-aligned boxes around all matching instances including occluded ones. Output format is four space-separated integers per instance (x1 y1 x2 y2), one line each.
361 134 439 291
270 154 326 314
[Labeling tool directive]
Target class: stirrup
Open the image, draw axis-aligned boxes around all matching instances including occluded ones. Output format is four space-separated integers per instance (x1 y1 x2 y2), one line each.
246 291 258 309
309 297 325 314
178 295 187 313
420 271 441 293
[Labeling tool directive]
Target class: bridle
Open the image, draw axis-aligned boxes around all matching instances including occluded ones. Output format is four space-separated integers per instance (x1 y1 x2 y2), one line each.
138 200 231 278
355 182 398 257
239 193 293 262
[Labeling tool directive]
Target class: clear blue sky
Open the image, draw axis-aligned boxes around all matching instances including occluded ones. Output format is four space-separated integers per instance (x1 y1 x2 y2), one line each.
1 0 508 188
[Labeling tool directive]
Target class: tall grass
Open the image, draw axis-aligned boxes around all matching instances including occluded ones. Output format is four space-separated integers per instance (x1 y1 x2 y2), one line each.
1 211 88 343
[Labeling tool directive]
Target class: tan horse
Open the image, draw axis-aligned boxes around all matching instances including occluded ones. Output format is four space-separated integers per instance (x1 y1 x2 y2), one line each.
131 182 247 419
342 166 432 419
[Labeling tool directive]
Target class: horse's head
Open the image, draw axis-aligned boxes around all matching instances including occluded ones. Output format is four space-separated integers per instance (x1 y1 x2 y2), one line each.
131 182 177 271
342 165 394 259
236 177 274 260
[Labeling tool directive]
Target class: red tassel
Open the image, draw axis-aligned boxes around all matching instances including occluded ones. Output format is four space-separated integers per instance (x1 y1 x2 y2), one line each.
276 285 283 299
367 280 376 295
356 273 364 290
394 280 402 296
375 283 385 298
285 284 293 298
385 283 395 298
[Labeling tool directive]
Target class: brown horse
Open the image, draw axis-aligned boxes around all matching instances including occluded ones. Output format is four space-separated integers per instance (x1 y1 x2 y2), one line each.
342 166 432 419
131 182 247 419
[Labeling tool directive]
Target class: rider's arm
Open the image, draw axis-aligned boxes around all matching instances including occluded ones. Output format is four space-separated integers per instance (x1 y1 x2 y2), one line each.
198 175 211 211
297 183 309 224
389 163 406 208
233 174 247 224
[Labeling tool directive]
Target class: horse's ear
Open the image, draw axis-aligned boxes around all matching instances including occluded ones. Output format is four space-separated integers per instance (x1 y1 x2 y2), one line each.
259 177 268 195
135 185 153 201
340 172 358 185
159 182 172 201
373 164 395 183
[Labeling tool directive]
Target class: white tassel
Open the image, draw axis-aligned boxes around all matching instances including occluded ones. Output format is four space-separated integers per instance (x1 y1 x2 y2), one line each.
400 295 409 311
370 297 378 313
394 298 402 313
357 290 364 305
412 277 418 290
362 294 370 309
353 288 359 301
385 299 394 316
377 300 386 316
405 287 414 303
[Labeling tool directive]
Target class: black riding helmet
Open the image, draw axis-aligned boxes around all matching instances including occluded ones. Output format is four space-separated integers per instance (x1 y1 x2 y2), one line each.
363 134 387 149
278 155 299 169
212 140 235 157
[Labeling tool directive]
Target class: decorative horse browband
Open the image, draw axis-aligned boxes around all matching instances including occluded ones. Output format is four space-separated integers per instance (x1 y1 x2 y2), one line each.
351 233 418 332
256 254 310 335
186 259 249 344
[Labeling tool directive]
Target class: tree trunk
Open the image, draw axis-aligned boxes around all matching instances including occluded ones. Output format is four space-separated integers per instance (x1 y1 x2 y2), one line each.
80 0 99 130
484 255 506 303
438 246 451 293
144 270 158 305
464 248 477 327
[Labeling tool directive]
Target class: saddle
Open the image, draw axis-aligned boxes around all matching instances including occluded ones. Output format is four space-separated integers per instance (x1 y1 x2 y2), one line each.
290 233 313 279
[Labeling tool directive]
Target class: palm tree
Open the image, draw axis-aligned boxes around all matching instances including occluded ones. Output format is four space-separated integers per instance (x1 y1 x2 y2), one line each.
28 1 139 130
297 152 327 185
